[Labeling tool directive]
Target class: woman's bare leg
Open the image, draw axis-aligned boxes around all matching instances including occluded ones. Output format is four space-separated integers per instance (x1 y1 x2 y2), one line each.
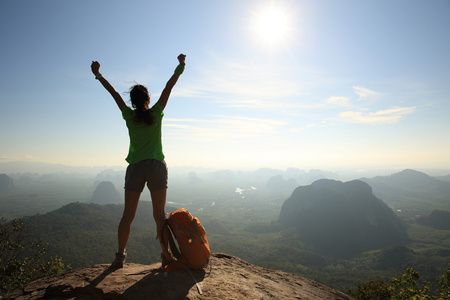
150 188 170 249
118 189 141 253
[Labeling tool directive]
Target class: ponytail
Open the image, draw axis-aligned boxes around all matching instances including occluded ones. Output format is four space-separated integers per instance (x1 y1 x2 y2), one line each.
129 84 154 126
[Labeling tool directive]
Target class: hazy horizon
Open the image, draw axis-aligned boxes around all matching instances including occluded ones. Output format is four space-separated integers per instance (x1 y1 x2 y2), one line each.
1 160 450 182
1 1 449 173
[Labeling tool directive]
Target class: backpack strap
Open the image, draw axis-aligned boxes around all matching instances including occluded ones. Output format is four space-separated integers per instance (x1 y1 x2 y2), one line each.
166 221 182 260
158 219 172 263
158 219 186 272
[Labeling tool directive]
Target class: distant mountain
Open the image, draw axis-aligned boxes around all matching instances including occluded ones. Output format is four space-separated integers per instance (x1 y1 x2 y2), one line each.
265 174 297 192
91 181 122 204
360 169 450 215
0 174 14 192
188 172 204 185
0 161 124 175
364 169 445 190
279 179 408 258
415 209 450 230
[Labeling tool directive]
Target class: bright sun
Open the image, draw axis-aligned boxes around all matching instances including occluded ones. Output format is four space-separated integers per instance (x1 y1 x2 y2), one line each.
253 4 291 45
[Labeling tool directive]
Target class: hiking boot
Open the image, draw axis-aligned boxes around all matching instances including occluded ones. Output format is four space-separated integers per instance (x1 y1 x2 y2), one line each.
110 252 127 269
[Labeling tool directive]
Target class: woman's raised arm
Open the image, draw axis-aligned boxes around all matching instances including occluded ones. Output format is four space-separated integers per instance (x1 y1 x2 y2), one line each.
157 54 186 111
91 61 126 111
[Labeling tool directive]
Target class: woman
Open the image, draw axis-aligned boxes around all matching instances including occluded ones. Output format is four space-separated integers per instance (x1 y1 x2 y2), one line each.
91 54 186 268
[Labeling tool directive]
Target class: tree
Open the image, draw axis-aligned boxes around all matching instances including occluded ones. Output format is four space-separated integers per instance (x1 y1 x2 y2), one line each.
0 217 68 296
437 264 450 300
349 266 450 300
348 279 392 300
389 268 431 300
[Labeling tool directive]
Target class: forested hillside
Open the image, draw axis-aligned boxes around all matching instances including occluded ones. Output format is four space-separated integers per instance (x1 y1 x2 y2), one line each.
360 169 450 217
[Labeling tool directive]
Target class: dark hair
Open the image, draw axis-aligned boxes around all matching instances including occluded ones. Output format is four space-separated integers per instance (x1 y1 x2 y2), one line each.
129 84 154 126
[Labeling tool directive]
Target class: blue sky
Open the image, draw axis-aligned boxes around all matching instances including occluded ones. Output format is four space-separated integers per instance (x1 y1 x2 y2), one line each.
1 0 449 173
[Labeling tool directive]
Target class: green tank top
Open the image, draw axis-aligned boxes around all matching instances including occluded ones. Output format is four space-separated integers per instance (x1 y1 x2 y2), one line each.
122 103 164 164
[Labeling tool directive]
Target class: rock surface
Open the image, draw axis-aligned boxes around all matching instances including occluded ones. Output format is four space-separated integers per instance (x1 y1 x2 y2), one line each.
7 253 351 299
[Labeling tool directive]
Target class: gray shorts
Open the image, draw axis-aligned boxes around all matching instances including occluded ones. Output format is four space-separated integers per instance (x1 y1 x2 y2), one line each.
124 159 168 192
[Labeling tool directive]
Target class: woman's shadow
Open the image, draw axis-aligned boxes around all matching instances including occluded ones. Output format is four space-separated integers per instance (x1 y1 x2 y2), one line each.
122 267 206 300
41 265 205 299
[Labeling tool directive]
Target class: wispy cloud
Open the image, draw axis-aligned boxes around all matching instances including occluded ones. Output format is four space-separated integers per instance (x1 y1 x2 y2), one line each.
216 98 320 115
0 154 38 162
164 116 287 141
326 96 351 107
338 106 416 125
24 154 36 160
178 57 309 113
353 86 381 100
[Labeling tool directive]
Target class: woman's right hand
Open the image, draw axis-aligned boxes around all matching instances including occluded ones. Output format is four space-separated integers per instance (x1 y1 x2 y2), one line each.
91 61 100 75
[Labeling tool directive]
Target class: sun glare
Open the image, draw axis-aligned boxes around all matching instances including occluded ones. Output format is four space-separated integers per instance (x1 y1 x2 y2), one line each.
252 4 292 45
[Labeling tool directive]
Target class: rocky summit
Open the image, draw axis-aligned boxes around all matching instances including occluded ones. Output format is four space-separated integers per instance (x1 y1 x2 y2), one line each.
7 253 350 300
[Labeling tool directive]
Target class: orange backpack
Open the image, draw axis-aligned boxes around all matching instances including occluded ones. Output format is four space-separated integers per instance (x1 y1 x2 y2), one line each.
159 208 211 272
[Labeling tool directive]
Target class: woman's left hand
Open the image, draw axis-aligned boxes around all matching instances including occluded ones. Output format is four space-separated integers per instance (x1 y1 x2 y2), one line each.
177 54 186 66
91 61 100 75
